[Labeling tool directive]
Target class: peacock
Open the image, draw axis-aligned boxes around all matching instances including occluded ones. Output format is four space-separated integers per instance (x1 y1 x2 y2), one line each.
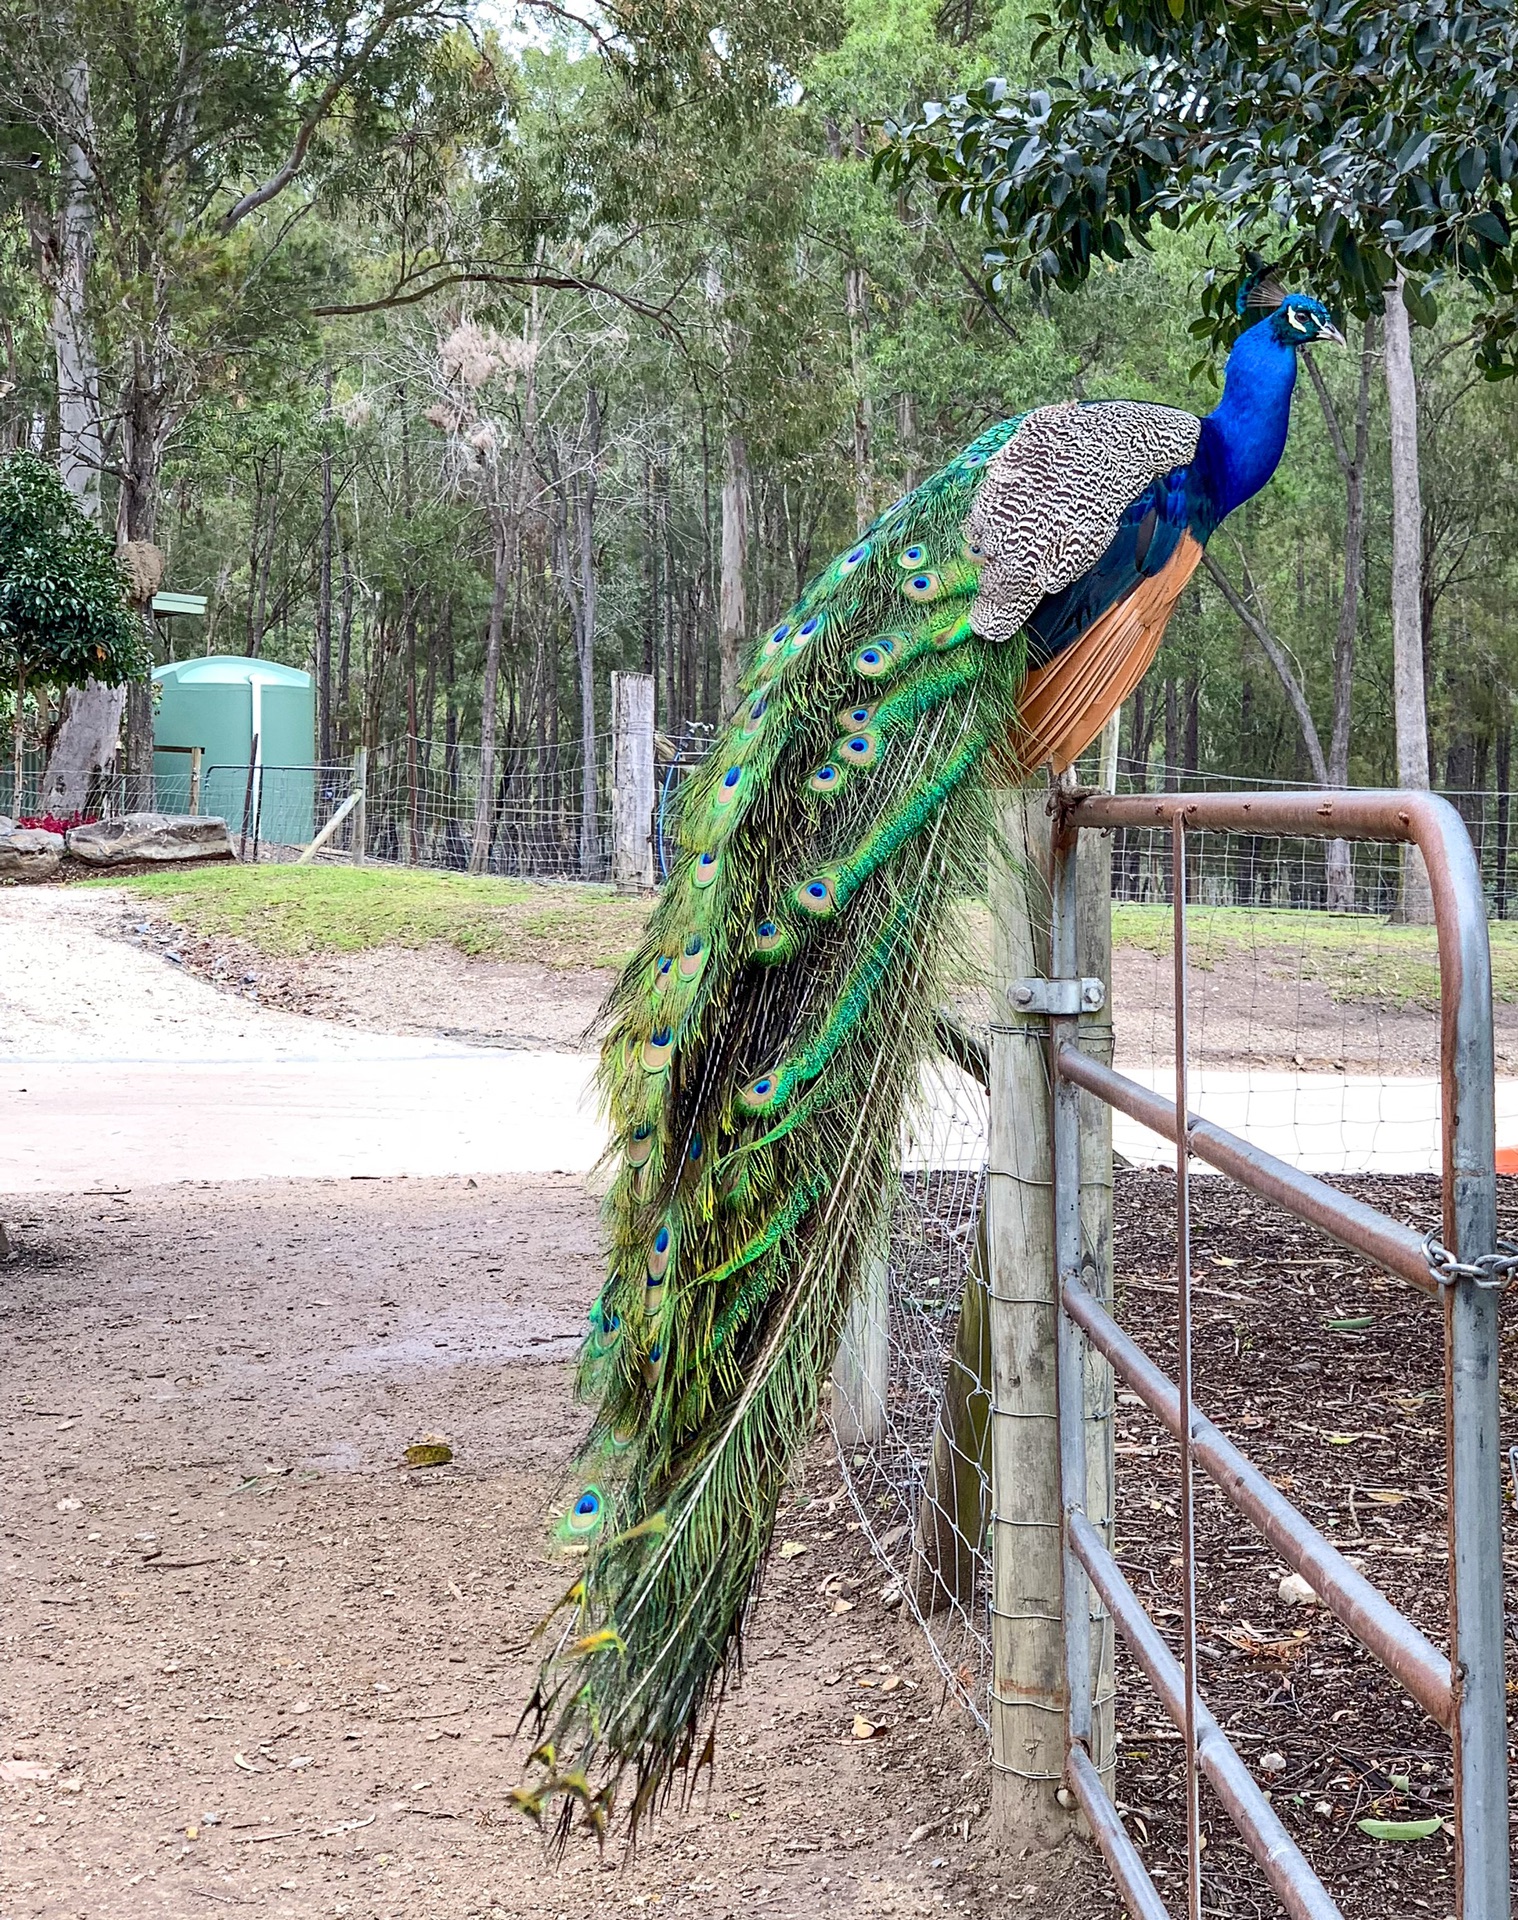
517 278 1344 1838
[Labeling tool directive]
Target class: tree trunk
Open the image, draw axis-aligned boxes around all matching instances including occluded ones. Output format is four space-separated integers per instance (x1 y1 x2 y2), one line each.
468 518 510 876
846 262 872 529
336 540 354 757
1497 722 1511 922
41 52 125 815
1308 319 1376 912
1163 679 1180 792
576 390 602 877
316 367 334 767
1384 276 1434 921
718 430 749 718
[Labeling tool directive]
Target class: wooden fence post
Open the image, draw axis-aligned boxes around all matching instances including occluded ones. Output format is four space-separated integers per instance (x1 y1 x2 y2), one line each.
353 746 368 866
610 671 656 889
987 786 1075 1847
832 1241 889 1448
188 746 203 816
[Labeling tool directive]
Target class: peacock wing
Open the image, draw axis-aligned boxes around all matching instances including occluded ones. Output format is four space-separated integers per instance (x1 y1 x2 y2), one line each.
965 399 1201 643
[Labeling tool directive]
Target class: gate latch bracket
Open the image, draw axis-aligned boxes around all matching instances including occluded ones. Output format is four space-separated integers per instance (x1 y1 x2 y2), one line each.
1009 976 1106 1016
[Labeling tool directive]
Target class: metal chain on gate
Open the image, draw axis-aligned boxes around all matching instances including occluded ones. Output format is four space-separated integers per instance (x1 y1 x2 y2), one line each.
1422 1229 1518 1291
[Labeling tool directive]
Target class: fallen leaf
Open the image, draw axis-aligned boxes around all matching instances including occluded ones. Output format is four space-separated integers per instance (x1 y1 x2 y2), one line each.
879 1674 903 1693
831 1598 855 1614
851 1715 885 1740
403 1435 452 1469
1358 1817 1443 1841
778 1540 808 1560
1366 1490 1407 1507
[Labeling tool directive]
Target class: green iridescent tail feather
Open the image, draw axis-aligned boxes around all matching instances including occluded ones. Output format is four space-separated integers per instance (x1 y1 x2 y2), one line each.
520 419 1029 1842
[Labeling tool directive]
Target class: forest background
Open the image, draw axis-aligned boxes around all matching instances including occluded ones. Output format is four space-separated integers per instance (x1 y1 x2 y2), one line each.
3 0 1513 845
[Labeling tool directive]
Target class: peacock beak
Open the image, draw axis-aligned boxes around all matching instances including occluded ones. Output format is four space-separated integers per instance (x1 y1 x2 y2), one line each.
1317 321 1347 347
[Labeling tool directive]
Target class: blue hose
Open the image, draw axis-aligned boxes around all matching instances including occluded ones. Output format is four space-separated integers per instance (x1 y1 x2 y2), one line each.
656 759 679 880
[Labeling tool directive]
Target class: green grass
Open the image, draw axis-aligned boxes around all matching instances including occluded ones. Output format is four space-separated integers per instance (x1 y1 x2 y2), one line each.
1111 901 1518 1007
104 864 1518 1007
102 863 652 970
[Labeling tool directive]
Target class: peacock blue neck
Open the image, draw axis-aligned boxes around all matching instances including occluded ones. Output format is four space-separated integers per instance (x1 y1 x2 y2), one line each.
1194 314 1299 531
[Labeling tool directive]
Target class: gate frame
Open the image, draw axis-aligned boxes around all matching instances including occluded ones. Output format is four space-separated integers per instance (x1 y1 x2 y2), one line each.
1041 788 1510 1920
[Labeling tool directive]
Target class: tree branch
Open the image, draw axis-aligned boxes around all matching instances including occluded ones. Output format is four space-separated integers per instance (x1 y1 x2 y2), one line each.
1203 547 1329 783
217 4 438 233
312 264 681 336
1303 345 1352 478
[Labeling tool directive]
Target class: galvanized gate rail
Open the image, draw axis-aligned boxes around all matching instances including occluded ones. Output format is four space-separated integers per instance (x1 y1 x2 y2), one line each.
1045 789 1511 1920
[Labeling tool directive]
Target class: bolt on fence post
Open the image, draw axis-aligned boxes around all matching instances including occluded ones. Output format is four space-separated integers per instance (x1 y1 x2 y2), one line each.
987 786 1076 1847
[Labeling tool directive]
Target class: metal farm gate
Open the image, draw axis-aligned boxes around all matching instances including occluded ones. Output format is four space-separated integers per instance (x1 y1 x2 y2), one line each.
1029 789 1511 1920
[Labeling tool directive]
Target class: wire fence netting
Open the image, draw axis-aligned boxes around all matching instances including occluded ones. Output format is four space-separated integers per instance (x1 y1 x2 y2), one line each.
829 1052 994 1730
822 815 1494 1808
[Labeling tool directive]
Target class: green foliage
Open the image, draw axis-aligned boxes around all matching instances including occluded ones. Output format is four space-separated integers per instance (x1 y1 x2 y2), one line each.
881 0 1518 370
0 452 145 690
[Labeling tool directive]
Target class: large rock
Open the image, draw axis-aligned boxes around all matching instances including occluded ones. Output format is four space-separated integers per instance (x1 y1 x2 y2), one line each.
66 813 235 867
0 827 65 882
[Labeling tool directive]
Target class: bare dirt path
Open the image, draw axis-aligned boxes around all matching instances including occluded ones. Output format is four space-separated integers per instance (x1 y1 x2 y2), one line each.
0 1176 1102 1920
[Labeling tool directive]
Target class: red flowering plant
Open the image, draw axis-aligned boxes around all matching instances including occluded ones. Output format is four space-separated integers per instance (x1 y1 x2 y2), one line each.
16 812 95 835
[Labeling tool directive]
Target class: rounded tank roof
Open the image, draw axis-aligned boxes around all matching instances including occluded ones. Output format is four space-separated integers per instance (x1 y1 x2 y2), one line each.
153 655 311 688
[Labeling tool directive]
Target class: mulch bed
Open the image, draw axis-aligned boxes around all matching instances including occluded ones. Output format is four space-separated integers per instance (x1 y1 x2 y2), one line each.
1107 1167 1517 1920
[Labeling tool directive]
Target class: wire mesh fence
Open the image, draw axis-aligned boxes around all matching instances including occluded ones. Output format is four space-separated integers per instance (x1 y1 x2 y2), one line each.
829 1047 994 1730
360 734 612 880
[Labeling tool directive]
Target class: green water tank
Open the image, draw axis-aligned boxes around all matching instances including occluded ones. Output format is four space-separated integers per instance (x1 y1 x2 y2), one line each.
153 656 315 844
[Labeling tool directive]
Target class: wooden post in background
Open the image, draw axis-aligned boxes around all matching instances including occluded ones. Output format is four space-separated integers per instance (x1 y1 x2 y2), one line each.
986 788 1071 1846
610 671 656 889
831 1242 889 1449
188 746 202 816
352 746 368 866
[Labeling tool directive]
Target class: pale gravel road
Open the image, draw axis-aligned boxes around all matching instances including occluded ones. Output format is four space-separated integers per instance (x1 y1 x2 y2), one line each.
1 888 604 1193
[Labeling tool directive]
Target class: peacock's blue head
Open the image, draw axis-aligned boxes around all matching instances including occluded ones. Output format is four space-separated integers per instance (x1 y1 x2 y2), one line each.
1263 293 1346 350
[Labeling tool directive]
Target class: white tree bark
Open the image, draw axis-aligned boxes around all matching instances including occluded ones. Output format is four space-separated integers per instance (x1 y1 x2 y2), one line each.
41 53 124 816
718 431 749 719
1383 275 1434 922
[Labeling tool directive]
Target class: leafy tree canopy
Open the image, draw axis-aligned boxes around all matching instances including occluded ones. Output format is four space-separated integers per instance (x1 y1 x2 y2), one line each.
880 0 1518 372
0 452 147 689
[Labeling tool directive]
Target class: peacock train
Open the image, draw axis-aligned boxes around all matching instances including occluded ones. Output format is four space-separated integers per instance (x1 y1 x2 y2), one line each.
516 276 1344 1838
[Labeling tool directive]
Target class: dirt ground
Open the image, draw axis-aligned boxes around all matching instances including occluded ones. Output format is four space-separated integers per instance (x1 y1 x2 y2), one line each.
121 902 1518 1075
1110 1169 1518 1918
6 889 1513 1920
0 1175 1106 1920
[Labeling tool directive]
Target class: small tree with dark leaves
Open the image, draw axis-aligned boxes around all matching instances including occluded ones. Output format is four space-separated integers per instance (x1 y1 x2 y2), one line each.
0 451 147 815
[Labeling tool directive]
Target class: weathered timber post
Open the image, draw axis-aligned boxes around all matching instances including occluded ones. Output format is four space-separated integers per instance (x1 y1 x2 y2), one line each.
610 671 656 889
832 1241 889 1448
909 1203 990 1615
987 788 1115 1843
987 787 1066 1843
352 746 368 866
